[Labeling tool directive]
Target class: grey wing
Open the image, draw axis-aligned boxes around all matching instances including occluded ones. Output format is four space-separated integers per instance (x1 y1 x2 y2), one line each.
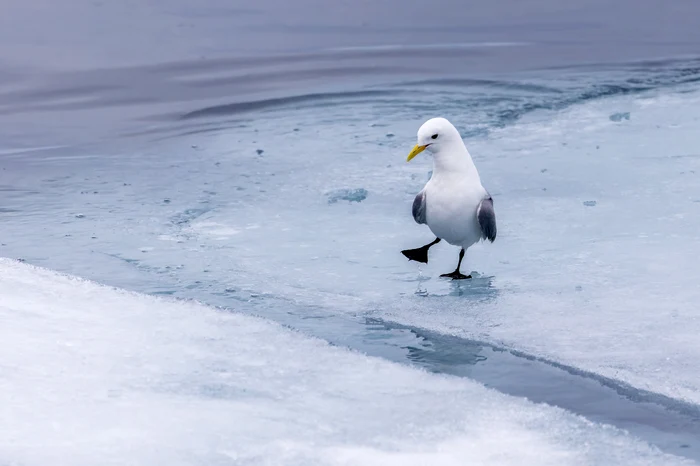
477 196 497 242
412 189 427 224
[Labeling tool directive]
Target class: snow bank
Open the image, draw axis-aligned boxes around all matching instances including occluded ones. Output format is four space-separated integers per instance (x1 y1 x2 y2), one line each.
0 259 686 465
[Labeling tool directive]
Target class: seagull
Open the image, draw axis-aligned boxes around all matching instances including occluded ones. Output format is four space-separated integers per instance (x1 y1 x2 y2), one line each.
401 117 496 279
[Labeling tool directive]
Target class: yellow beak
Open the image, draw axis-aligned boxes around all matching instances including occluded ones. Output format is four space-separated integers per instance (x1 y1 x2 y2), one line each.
406 144 428 162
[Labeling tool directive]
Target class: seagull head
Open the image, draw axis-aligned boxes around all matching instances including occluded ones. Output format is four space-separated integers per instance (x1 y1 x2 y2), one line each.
406 117 464 162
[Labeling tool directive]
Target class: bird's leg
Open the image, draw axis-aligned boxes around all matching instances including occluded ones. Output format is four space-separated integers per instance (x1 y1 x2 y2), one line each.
440 248 471 280
401 237 441 264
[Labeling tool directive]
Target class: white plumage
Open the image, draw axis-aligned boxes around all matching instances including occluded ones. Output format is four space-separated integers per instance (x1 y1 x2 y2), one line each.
402 117 496 279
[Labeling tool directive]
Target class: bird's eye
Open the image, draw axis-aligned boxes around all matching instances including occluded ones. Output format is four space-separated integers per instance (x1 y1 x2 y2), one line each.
431 134 438 140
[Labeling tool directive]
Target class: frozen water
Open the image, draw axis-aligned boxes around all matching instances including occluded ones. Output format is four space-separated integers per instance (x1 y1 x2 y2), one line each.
3 58 700 459
107 80 700 410
3 0 700 461
0 259 689 465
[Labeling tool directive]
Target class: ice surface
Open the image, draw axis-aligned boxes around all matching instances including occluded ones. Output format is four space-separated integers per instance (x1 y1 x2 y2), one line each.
205 86 700 406
121 83 700 408
3 69 700 442
0 259 688 465
376 88 700 405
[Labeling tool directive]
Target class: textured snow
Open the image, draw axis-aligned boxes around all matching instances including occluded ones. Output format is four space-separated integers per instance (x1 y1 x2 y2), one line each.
0 259 688 465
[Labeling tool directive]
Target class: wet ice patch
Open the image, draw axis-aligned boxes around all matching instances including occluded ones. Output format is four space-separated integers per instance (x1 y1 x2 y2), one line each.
609 111 631 122
326 188 369 204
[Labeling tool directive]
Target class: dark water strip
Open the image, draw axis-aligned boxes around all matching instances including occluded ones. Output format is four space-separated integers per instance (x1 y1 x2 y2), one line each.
254 300 700 462
372 319 700 458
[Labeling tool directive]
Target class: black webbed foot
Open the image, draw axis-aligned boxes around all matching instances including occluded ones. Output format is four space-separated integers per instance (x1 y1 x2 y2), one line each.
401 246 430 264
401 238 441 264
439 271 472 280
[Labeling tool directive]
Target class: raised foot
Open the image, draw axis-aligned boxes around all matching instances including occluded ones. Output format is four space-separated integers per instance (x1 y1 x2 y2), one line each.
440 271 472 280
401 246 430 264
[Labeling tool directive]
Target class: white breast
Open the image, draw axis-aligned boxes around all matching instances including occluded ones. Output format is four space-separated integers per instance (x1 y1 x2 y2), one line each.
425 174 486 248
